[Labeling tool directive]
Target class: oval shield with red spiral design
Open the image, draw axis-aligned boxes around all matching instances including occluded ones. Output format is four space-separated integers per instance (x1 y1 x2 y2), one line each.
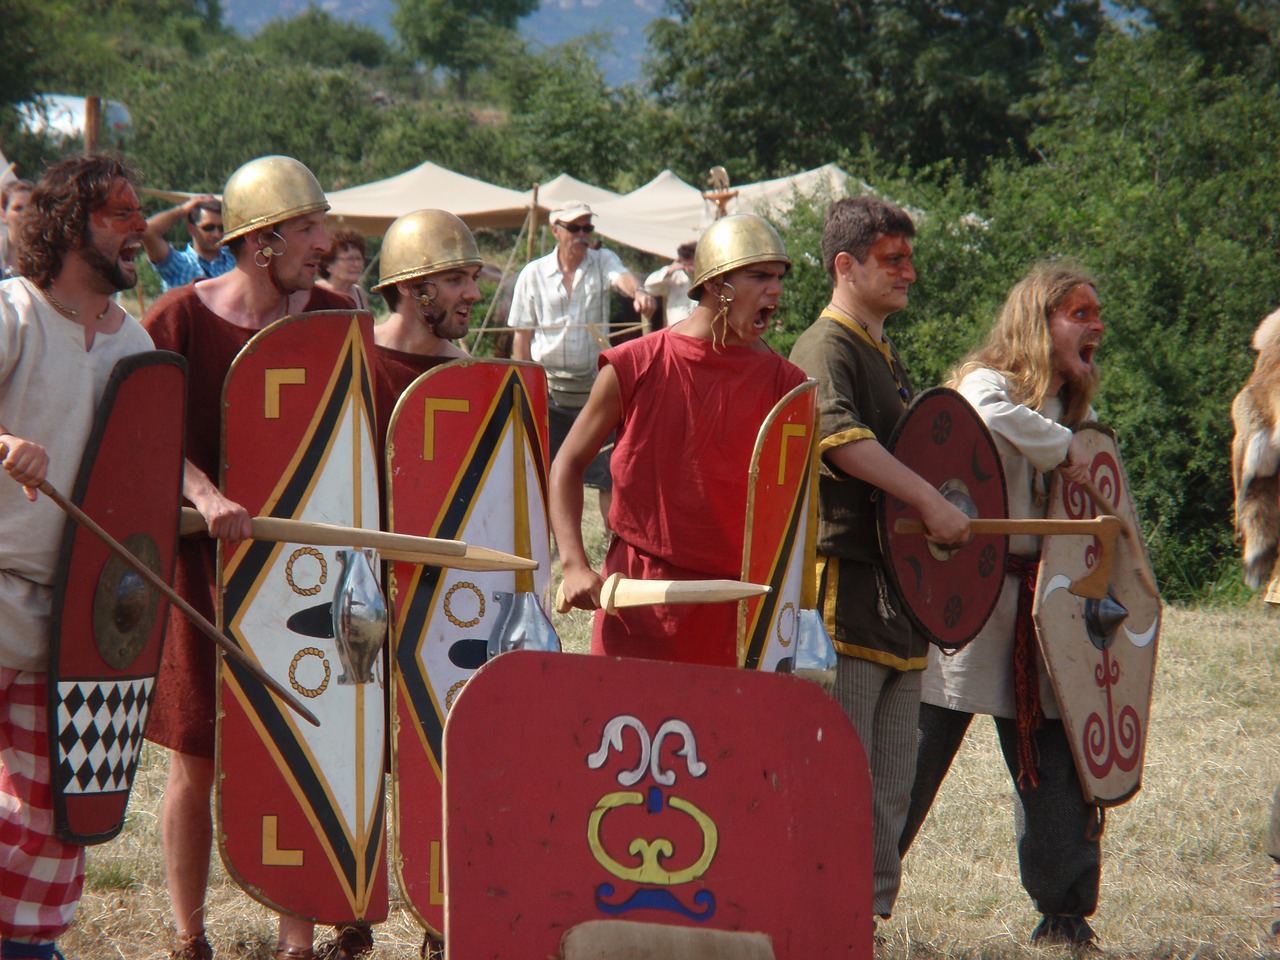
1033 423 1161 807
878 387 1008 651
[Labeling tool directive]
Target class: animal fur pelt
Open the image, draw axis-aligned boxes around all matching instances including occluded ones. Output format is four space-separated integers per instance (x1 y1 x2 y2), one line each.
1231 307 1280 590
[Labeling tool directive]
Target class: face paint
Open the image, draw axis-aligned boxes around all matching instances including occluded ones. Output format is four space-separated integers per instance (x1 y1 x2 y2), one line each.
91 180 147 236
82 179 146 292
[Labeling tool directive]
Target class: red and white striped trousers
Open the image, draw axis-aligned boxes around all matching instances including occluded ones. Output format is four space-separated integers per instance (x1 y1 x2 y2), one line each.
0 669 85 943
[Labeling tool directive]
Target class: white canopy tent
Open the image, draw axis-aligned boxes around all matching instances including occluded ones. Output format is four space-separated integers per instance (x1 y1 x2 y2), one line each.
730 164 864 218
588 170 710 258
533 173 619 208
582 165 863 258
325 160 535 235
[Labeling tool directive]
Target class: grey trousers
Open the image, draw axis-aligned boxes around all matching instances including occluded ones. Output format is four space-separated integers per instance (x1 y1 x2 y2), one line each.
834 654 922 918
900 702 1101 917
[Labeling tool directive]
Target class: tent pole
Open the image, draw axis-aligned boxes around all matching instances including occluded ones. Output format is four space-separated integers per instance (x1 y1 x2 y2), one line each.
527 184 539 263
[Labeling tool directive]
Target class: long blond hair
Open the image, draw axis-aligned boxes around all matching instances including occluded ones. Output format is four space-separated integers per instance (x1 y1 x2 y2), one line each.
949 262 1099 427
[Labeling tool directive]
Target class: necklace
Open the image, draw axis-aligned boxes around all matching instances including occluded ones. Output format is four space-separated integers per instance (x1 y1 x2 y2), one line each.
41 287 110 321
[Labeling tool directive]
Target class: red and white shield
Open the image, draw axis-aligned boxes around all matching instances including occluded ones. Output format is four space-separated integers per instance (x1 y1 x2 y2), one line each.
48 352 186 844
216 310 387 923
1033 423 1161 806
386 359 553 936
444 651 873 959
739 381 818 671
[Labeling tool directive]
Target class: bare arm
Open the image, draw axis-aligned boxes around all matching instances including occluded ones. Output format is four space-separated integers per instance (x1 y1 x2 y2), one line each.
549 365 624 609
182 459 252 542
512 328 533 362
825 439 971 544
143 195 214 264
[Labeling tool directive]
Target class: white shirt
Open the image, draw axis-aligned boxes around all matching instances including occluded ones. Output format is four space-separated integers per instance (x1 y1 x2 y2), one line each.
644 263 694 326
0 277 154 670
507 246 626 382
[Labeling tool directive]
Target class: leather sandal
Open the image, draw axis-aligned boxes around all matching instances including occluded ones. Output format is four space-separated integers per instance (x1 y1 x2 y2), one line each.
272 947 314 960
315 925 374 960
170 933 213 960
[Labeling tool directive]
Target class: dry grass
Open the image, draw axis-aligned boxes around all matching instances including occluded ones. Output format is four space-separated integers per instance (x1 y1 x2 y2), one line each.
58 519 1280 957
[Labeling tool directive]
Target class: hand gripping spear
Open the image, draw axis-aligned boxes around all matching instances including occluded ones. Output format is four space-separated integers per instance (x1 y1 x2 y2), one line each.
2 461 321 727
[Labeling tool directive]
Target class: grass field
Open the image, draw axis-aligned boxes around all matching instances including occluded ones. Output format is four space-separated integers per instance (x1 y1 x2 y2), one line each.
49 468 1280 958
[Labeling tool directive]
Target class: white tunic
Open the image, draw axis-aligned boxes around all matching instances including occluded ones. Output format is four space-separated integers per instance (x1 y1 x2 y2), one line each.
920 368 1090 719
0 277 154 670
644 263 694 326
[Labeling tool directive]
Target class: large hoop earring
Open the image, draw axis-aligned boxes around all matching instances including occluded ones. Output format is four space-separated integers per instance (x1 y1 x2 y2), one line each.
415 279 439 311
253 231 287 269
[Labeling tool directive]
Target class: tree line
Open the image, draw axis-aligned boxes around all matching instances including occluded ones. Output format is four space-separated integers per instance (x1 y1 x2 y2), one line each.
3 0 1279 598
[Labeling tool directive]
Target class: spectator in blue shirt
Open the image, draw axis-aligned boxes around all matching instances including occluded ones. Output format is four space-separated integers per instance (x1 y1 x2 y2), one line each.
142 194 234 290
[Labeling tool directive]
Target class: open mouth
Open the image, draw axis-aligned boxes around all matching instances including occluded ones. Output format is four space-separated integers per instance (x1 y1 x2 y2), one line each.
119 241 142 267
754 305 777 331
1080 342 1099 364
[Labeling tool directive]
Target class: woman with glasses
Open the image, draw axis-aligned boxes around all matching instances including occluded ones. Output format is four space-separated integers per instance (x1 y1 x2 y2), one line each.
317 227 370 310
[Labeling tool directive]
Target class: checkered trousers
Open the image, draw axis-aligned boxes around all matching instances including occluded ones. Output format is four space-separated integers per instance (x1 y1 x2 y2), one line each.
0 669 85 943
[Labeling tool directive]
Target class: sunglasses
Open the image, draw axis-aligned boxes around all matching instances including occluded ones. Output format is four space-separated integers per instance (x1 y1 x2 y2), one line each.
196 223 224 234
559 222 595 234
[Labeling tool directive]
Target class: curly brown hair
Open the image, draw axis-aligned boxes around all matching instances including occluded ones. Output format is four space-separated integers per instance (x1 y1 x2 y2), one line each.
18 154 138 287
318 226 366 279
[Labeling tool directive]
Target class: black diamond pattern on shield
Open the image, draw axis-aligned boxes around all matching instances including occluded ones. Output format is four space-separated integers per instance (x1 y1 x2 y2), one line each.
56 678 153 794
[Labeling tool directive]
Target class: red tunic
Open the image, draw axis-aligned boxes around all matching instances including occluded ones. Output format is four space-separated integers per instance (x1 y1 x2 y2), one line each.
372 345 455 464
593 329 808 666
142 284 352 757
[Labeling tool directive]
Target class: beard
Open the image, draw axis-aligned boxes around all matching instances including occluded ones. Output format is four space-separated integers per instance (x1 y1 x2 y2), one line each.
81 242 136 292
1059 362 1100 427
421 300 466 339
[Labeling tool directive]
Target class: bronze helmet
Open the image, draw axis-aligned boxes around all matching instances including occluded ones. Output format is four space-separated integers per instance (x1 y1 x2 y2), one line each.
373 209 483 292
219 155 329 246
688 214 790 300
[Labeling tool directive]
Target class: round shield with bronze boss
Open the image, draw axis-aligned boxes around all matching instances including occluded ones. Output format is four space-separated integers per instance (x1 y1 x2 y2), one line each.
878 387 1008 650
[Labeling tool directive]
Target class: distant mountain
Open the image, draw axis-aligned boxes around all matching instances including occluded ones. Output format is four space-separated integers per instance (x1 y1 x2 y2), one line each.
218 0 663 86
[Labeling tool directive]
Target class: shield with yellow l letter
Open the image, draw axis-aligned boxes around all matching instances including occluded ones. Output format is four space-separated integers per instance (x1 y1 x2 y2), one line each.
738 380 824 675
385 359 554 937
216 309 388 924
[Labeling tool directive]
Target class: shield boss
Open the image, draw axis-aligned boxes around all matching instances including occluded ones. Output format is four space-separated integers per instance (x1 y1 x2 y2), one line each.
92 533 162 670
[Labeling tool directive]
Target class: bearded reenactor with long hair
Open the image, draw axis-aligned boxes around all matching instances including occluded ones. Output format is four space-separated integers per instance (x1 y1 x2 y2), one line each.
141 156 360 960
0 154 154 960
900 262 1106 946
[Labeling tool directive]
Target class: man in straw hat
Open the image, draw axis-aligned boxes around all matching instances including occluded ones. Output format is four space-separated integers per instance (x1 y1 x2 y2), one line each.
509 201 654 529
788 196 970 922
552 213 806 666
0 153 154 960
141 155 360 960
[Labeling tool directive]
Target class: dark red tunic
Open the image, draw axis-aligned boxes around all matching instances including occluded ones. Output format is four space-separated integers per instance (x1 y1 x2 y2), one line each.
142 284 352 757
371 345 456 465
